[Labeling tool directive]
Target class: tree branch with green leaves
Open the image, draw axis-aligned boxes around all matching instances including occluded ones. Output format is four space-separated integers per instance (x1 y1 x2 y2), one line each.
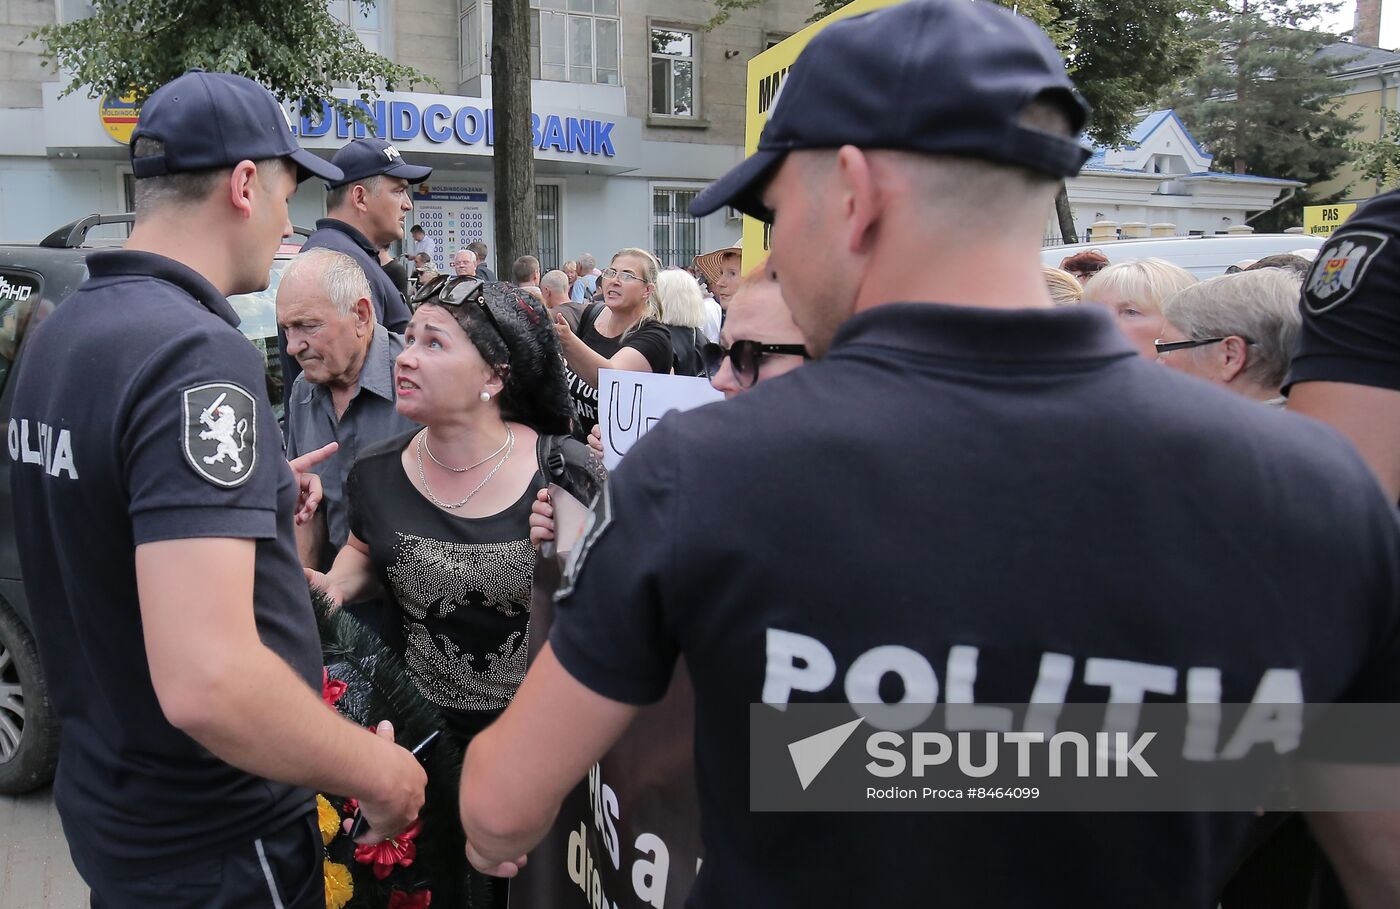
1350 108 1400 191
28 0 436 124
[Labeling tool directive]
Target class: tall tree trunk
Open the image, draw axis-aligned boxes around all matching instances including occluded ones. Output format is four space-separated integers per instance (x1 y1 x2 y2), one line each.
1233 0 1250 175
492 0 535 276
1055 183 1078 244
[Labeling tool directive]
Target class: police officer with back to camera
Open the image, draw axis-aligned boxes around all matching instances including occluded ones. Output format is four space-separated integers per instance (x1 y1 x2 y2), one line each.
456 2 1400 905
1287 190 1400 502
8 70 426 907
279 137 429 404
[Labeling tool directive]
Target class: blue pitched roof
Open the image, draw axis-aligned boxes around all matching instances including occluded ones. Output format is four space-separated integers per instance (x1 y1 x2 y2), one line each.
1093 110 1213 166
1127 110 1174 146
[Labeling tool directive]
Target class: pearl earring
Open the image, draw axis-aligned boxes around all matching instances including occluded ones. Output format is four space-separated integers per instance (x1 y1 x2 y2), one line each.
480 391 491 402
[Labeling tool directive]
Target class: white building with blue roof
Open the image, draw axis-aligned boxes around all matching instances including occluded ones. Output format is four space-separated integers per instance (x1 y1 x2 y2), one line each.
1057 110 1302 241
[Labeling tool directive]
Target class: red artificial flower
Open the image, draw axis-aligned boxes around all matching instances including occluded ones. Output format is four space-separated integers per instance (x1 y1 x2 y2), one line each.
339 799 359 836
354 818 422 880
388 889 432 909
322 668 347 708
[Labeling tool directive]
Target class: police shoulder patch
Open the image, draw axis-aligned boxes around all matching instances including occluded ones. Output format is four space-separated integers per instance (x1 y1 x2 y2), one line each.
1304 230 1390 315
182 382 257 488
555 482 613 602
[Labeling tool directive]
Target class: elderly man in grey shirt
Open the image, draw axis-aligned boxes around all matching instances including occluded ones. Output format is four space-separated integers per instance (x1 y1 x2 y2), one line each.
279 248 416 571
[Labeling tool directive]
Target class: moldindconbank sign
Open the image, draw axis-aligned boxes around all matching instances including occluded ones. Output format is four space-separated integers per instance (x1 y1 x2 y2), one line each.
286 90 642 173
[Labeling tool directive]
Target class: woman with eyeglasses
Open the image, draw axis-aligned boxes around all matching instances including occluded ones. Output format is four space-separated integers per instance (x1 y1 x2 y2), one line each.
544 261 809 542
1155 268 1302 406
553 247 675 440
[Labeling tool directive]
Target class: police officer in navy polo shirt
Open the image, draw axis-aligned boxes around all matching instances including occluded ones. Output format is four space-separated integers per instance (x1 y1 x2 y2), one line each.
280 137 428 403
9 70 425 907
457 3 1400 905
1288 190 1400 501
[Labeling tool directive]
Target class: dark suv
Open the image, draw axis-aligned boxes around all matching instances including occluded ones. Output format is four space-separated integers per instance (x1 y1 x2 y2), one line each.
0 215 297 794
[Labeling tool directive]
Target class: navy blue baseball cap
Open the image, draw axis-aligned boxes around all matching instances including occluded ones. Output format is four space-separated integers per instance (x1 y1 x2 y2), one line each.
326 138 432 189
691 0 1091 221
130 69 341 184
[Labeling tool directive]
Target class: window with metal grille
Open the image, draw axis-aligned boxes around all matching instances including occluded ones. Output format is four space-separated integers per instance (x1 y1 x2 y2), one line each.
536 184 561 271
652 188 701 268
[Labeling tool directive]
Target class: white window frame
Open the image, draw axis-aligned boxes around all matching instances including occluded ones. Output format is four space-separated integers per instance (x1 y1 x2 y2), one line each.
650 182 708 269
485 0 620 85
328 0 394 60
648 23 699 120
56 0 95 24
460 1 484 83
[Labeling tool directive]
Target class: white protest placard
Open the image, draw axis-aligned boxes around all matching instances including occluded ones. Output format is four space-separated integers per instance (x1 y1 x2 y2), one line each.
597 369 723 470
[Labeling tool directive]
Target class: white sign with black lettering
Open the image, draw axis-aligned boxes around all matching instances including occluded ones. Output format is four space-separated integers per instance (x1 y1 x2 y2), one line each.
597 369 723 470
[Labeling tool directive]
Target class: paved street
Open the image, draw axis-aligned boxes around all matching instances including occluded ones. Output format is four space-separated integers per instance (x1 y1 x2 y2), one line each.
0 789 87 908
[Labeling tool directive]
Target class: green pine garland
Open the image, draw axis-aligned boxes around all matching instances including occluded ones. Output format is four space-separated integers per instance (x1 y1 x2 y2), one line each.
312 589 468 908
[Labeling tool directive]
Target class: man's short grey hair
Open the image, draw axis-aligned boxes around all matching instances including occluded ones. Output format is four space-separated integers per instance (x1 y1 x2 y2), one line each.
541 269 569 295
454 249 477 263
1161 268 1303 390
281 248 372 317
577 253 596 272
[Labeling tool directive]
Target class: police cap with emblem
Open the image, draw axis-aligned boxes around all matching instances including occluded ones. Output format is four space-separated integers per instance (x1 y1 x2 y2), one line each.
130 69 342 184
690 0 1091 221
326 137 433 189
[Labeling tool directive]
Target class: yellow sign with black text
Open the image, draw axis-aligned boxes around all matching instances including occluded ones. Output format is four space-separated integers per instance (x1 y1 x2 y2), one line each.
1303 203 1358 237
740 0 906 270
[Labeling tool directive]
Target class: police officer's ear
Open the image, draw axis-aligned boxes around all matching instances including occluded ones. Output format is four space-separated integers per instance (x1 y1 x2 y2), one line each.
352 295 373 333
227 160 262 220
833 146 881 257
349 181 373 213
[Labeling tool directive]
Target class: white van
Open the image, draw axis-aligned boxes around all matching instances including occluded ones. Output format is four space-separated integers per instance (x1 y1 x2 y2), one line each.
1041 234 1324 280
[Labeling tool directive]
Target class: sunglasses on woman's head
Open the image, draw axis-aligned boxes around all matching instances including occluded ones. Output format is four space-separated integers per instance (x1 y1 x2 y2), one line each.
415 276 510 346
701 340 810 389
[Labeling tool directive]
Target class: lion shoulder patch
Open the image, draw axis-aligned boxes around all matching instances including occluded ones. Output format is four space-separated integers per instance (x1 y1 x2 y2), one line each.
182 382 257 488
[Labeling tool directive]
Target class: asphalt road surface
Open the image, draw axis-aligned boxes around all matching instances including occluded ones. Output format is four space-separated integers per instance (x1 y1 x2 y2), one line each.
0 788 86 908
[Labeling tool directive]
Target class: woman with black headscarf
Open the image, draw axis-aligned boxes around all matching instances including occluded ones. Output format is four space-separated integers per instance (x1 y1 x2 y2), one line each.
310 281 577 906
310 280 575 745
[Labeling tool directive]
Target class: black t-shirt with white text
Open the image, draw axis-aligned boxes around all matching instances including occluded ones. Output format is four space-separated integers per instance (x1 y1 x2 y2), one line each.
9 251 322 877
564 304 672 438
551 302 1400 908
